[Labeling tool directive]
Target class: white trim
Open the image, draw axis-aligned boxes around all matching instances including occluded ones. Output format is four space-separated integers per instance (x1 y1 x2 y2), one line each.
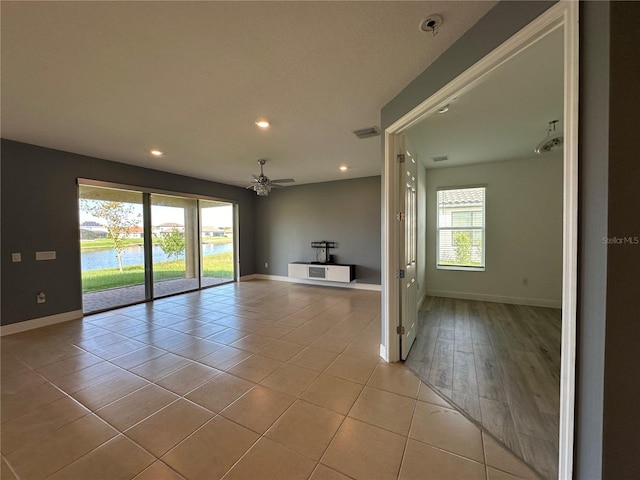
558 2 579 478
247 274 382 291
383 2 578 477
382 131 400 362
239 274 260 281
417 290 428 310
426 290 562 309
379 343 388 362
233 203 240 282
436 186 486 271
1 310 83 336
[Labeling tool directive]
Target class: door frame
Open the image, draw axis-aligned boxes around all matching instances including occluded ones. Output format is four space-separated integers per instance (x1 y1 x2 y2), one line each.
381 2 578 478
78 178 239 309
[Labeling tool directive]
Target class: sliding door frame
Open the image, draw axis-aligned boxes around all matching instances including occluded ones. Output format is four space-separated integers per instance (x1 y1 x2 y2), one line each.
78 178 238 306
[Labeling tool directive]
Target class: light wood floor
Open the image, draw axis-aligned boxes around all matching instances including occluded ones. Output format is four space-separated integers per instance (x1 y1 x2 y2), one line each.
405 296 561 480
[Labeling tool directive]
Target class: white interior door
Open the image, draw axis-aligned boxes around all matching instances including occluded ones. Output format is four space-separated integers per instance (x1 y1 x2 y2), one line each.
398 136 418 360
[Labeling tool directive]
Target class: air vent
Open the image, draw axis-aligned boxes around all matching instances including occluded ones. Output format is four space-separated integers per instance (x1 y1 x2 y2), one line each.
353 126 380 139
431 155 449 162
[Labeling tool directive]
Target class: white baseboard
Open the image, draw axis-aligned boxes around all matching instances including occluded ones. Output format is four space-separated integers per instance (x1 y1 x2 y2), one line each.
426 289 562 309
379 344 388 362
1 310 84 336
417 290 428 310
239 274 260 281
248 274 381 291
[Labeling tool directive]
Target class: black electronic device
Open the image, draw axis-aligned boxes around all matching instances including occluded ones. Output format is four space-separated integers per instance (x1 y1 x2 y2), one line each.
311 241 336 264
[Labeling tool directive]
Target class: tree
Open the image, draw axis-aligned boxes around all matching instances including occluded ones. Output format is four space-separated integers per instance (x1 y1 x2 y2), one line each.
81 200 141 272
453 232 472 265
453 231 481 266
156 228 185 260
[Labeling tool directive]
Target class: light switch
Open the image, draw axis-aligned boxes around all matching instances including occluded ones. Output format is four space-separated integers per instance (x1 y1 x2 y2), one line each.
11 252 21 262
35 251 56 261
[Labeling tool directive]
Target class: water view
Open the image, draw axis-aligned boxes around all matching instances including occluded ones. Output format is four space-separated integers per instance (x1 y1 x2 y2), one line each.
81 242 233 272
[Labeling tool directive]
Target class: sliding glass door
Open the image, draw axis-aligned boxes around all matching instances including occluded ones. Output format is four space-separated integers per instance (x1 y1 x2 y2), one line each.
78 181 236 313
200 199 235 286
150 194 199 297
79 185 147 312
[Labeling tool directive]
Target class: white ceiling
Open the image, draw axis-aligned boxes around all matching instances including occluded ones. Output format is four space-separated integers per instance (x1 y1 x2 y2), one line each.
1 1 497 187
407 27 564 169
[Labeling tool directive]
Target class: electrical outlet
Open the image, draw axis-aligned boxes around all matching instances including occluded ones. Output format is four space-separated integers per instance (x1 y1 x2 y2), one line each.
37 292 46 304
12 252 21 262
264 262 268 268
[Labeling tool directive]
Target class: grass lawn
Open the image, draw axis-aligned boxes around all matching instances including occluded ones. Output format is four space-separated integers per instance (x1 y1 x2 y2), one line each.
82 252 233 293
81 235 232 251
81 238 143 250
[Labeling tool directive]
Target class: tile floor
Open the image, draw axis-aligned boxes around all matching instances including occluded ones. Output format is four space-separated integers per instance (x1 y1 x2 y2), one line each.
1 280 540 480
82 277 231 314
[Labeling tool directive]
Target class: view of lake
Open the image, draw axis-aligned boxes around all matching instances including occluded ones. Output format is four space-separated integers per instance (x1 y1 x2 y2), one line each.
81 242 233 271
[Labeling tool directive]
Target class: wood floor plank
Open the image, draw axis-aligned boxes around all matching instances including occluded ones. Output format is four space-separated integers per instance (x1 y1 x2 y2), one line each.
479 397 523 459
428 337 454 391
497 358 553 442
468 302 492 345
472 343 506 402
453 303 474 353
452 350 481 419
519 434 558 480
514 351 559 416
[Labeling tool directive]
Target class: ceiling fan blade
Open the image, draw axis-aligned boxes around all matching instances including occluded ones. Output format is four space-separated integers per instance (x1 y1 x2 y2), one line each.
270 183 285 188
252 174 260 180
270 178 295 183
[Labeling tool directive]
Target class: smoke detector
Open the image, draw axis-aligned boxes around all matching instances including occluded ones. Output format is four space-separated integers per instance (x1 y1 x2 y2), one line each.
420 15 443 36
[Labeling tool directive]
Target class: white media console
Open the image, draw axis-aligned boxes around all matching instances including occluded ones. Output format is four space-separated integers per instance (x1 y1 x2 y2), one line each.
288 262 356 283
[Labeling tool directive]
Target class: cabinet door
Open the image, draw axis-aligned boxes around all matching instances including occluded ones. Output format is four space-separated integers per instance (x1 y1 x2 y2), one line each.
325 265 351 283
288 263 308 279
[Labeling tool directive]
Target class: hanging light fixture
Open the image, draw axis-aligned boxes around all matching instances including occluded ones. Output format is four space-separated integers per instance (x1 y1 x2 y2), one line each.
254 184 271 196
535 120 564 154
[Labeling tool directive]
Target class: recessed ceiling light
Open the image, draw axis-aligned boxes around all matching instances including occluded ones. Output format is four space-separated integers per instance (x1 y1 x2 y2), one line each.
339 165 348 171
438 104 449 114
150 150 163 156
255 119 270 128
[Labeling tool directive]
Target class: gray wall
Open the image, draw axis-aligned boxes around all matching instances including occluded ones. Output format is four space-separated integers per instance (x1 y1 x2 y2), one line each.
1 139 256 325
381 0 640 476
576 2 609 477
423 156 563 307
254 176 381 285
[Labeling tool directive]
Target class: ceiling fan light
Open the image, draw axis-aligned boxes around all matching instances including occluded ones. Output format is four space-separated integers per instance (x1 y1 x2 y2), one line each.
255 184 270 196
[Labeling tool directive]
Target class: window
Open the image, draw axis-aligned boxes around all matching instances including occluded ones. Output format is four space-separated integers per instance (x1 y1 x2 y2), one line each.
437 186 485 270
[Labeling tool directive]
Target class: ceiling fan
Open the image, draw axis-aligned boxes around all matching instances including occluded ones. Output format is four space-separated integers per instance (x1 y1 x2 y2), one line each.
247 159 294 196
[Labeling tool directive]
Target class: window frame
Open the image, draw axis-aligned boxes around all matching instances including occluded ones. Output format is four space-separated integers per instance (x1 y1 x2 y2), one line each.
436 185 486 272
